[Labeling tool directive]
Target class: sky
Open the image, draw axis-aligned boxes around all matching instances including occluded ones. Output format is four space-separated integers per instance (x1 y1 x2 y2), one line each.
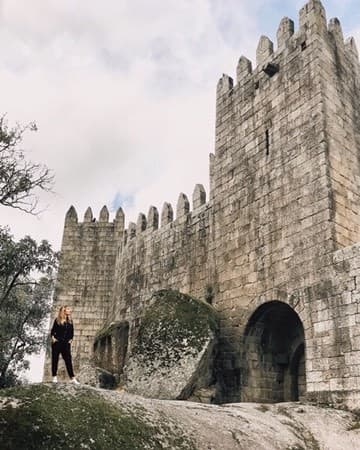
1 0 359 381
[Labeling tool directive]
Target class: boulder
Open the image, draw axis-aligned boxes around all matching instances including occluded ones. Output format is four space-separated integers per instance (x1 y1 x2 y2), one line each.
125 289 219 400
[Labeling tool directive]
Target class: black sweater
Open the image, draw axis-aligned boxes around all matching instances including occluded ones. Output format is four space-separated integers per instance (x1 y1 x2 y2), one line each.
51 319 74 343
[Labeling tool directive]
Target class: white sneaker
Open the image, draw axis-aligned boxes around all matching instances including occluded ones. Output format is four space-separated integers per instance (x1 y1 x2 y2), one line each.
52 376 58 383
71 378 80 385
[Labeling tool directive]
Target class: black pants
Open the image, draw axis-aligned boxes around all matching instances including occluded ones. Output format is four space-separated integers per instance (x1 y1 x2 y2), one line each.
51 341 75 378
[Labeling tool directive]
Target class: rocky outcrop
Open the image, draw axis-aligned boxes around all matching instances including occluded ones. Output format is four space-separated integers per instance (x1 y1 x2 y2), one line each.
0 383 359 449
125 290 219 401
77 362 117 389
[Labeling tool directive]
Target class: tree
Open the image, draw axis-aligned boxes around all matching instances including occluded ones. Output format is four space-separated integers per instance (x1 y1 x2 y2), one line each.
0 116 57 387
0 228 58 387
0 115 53 213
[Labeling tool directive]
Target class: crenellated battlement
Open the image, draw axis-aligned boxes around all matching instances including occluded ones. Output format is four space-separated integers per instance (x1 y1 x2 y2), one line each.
65 204 124 227
63 182 209 253
217 0 359 110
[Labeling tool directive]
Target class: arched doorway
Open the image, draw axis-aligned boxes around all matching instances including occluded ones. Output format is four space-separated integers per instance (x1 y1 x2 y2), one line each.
242 301 306 403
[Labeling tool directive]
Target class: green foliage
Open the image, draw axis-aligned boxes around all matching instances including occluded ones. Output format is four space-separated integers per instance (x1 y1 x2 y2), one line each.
0 227 58 387
0 384 197 450
0 115 57 387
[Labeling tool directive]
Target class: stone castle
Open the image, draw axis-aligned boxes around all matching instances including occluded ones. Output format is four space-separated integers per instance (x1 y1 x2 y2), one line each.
45 0 360 409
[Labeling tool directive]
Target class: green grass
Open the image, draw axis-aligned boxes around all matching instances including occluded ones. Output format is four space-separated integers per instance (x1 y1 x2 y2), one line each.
0 384 197 450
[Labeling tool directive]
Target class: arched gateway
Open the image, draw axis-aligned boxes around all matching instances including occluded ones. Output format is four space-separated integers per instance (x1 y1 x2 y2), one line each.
242 301 306 403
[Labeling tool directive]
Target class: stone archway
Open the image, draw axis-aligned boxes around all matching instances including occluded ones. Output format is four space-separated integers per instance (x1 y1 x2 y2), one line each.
241 301 306 403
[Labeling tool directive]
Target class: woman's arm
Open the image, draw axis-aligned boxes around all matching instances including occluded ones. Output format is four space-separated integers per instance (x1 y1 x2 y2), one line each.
51 320 58 342
68 322 74 343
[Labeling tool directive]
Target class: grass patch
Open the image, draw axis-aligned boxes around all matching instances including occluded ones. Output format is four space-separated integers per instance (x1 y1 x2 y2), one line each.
0 384 197 450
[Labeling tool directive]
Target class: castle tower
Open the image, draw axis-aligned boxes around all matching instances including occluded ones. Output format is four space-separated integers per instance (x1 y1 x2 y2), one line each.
43 206 124 380
212 0 360 406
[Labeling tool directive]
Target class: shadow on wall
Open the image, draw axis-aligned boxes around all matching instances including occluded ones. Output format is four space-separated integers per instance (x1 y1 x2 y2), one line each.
93 321 129 383
241 301 306 403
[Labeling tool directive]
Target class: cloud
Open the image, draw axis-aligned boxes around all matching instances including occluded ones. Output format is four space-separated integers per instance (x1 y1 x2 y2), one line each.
111 192 135 212
0 0 358 256
0 0 240 246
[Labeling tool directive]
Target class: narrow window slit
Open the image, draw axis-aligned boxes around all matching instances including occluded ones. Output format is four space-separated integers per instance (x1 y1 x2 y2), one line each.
265 129 270 156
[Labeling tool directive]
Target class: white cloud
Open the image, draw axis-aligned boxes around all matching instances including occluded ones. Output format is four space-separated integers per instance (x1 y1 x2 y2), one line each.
0 0 358 253
0 0 258 247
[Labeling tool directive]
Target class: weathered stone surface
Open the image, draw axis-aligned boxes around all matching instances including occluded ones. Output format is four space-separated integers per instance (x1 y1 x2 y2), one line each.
1 384 359 450
77 362 117 389
125 290 219 400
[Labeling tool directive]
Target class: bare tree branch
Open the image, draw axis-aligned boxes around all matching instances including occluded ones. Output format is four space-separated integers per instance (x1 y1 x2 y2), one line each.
0 115 54 215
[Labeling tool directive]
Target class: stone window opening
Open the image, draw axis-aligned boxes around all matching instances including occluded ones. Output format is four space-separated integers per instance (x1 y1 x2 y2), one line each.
265 129 270 156
301 41 307 51
93 321 129 378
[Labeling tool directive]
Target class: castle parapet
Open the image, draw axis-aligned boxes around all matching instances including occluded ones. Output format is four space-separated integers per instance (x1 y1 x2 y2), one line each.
115 207 125 227
83 207 93 222
217 74 233 98
345 37 359 64
277 17 294 49
256 36 274 66
147 206 159 230
215 0 358 110
161 202 173 227
99 205 109 222
236 56 252 84
176 193 190 219
65 205 78 224
136 213 147 233
192 184 206 210
299 0 326 34
328 18 344 47
128 222 136 239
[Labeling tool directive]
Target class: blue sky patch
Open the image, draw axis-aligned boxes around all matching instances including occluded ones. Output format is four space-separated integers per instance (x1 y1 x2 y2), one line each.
111 192 135 212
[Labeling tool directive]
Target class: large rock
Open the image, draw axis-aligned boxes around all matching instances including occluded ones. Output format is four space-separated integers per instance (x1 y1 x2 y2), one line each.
125 290 219 400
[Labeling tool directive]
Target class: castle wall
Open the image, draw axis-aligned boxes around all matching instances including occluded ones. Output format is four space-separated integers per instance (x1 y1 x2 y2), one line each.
321 20 360 247
212 0 333 395
43 206 121 380
110 196 213 348
44 0 360 408
299 242 360 409
209 0 360 404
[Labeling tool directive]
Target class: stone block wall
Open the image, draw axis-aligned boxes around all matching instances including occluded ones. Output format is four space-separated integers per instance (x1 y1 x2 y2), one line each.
209 0 360 404
44 0 360 409
43 206 122 380
110 190 213 347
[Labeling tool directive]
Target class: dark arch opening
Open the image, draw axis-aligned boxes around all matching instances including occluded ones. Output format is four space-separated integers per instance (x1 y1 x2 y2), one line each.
241 301 306 403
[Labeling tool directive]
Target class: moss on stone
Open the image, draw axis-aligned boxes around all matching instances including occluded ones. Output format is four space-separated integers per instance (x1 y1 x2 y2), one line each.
0 384 197 450
94 321 124 342
132 289 219 373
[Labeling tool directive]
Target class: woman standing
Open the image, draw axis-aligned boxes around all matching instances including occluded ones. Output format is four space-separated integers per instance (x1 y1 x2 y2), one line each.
51 305 79 384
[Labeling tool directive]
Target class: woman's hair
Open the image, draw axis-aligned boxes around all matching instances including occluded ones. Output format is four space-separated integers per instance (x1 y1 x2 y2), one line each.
56 305 72 324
